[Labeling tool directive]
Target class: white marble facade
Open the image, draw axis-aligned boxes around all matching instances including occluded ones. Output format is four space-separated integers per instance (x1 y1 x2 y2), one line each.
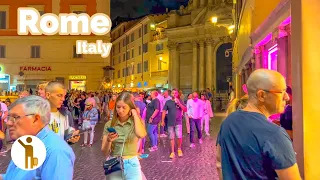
165 0 233 93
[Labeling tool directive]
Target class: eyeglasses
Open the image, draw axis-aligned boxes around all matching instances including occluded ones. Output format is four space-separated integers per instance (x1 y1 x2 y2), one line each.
262 89 288 97
7 114 35 123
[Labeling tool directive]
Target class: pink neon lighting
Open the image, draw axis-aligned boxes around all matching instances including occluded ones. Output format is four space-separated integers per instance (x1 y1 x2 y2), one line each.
280 16 291 27
268 44 278 70
256 33 272 47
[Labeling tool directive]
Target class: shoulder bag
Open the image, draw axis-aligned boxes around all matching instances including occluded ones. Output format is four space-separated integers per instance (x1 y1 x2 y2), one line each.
103 134 126 177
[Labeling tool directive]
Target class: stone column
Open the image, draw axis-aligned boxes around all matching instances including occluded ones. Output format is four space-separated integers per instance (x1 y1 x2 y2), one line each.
168 42 177 89
193 0 199 9
292 0 320 178
206 38 214 90
192 40 198 92
200 0 206 7
175 44 180 89
199 40 205 90
208 0 214 6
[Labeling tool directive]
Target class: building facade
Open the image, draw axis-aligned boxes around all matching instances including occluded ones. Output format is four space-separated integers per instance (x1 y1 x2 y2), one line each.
232 0 291 98
0 0 111 92
110 14 168 92
165 0 234 95
233 0 320 178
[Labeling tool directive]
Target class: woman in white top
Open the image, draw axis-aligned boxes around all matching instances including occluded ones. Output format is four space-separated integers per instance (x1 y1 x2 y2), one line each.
200 94 214 136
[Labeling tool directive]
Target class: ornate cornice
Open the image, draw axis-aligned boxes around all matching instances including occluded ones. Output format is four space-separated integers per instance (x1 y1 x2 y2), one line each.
205 38 214 45
198 40 205 46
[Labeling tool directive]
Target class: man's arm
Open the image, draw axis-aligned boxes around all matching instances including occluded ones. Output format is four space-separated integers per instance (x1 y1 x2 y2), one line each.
41 149 75 180
275 163 301 180
216 144 223 180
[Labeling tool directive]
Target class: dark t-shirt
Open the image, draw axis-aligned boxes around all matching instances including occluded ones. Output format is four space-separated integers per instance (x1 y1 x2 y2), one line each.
217 110 296 180
163 99 185 126
280 105 292 130
134 101 146 117
146 98 161 125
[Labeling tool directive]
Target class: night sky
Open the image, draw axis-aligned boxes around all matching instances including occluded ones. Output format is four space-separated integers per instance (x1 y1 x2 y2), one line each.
111 0 189 19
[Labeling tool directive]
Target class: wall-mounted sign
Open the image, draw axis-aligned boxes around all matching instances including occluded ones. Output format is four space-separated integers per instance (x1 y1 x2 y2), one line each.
69 75 86 80
20 66 52 71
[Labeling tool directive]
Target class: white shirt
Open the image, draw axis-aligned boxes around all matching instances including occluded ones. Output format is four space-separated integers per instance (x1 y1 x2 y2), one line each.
0 102 8 122
187 98 205 119
157 94 165 112
49 111 69 139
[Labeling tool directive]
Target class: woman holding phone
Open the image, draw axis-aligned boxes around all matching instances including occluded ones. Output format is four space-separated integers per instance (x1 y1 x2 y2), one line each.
101 92 147 180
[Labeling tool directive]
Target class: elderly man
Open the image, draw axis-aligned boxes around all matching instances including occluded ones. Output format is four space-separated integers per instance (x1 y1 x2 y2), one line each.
216 69 301 180
45 81 80 144
0 95 75 180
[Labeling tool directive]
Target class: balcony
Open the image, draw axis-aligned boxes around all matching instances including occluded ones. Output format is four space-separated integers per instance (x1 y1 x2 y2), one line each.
152 30 167 41
151 70 168 77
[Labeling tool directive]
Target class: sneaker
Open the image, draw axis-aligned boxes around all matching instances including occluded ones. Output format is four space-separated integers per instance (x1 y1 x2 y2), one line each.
177 149 183 157
199 139 203 144
149 146 158 152
169 152 175 159
190 143 195 148
206 132 210 136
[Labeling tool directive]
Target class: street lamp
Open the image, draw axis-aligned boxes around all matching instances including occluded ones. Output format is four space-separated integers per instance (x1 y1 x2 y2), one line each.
211 16 218 24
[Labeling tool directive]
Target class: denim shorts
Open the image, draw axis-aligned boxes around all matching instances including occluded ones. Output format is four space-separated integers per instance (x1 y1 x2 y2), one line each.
168 125 183 139
106 156 143 180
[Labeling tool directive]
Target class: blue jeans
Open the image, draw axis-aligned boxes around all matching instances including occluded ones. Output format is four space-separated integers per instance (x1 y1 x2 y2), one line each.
106 157 142 180
147 124 158 147
190 118 202 143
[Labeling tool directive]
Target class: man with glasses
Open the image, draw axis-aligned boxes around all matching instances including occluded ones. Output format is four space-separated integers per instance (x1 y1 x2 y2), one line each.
216 69 301 180
0 95 75 180
45 81 80 144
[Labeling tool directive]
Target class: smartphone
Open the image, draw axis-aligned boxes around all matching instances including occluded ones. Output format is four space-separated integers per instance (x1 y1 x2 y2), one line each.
65 129 88 141
107 127 117 133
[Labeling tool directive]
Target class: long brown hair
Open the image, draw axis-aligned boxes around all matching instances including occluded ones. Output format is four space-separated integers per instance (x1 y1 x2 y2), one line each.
110 92 138 142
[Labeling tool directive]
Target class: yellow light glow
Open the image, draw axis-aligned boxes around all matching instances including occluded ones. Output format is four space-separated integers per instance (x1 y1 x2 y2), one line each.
118 84 121 87
229 29 234 34
228 25 235 30
150 24 155 30
211 17 218 23
159 56 163 61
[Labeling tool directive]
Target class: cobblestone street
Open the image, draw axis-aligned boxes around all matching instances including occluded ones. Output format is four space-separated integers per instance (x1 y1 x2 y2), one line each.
0 113 225 180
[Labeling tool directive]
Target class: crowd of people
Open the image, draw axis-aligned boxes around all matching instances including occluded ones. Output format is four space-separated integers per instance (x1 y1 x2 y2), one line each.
0 68 299 180
0 80 215 179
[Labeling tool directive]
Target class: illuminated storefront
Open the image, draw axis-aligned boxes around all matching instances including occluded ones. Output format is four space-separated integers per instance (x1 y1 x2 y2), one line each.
69 75 87 91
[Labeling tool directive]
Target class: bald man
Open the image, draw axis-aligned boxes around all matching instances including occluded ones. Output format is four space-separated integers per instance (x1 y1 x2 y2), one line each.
216 69 301 180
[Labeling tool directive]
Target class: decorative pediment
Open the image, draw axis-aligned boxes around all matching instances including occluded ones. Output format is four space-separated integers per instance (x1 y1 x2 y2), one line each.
191 2 233 26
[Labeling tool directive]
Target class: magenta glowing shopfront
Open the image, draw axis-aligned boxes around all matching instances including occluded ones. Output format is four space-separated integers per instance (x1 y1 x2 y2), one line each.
253 16 292 86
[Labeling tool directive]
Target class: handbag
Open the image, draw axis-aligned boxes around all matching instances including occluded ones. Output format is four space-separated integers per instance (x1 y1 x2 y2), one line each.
103 134 126 176
0 130 4 140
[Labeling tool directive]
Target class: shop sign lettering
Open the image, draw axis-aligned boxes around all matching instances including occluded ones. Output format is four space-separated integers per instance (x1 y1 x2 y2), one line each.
20 66 52 71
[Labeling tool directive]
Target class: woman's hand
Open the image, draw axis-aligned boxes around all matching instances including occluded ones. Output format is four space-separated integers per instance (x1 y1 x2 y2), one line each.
130 108 139 117
107 132 119 142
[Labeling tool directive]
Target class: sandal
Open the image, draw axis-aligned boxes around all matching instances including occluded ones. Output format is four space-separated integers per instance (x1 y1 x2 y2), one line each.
87 144 92 147
80 143 87 147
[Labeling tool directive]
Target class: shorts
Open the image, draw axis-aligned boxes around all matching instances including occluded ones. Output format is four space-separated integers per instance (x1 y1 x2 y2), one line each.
168 125 182 140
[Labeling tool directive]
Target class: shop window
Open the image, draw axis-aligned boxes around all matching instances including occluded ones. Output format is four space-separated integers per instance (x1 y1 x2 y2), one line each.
118 70 120 78
0 45 5 58
131 33 134 42
137 63 142 73
131 49 134 58
139 28 142 38
144 24 148 35
156 43 163 51
73 45 83 58
143 43 148 53
31 46 41 58
143 60 148 72
268 44 278 71
0 11 6 29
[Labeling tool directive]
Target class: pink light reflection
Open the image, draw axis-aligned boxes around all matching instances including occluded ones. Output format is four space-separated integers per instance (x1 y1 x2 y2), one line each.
256 33 272 47
268 44 278 70
280 16 291 27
